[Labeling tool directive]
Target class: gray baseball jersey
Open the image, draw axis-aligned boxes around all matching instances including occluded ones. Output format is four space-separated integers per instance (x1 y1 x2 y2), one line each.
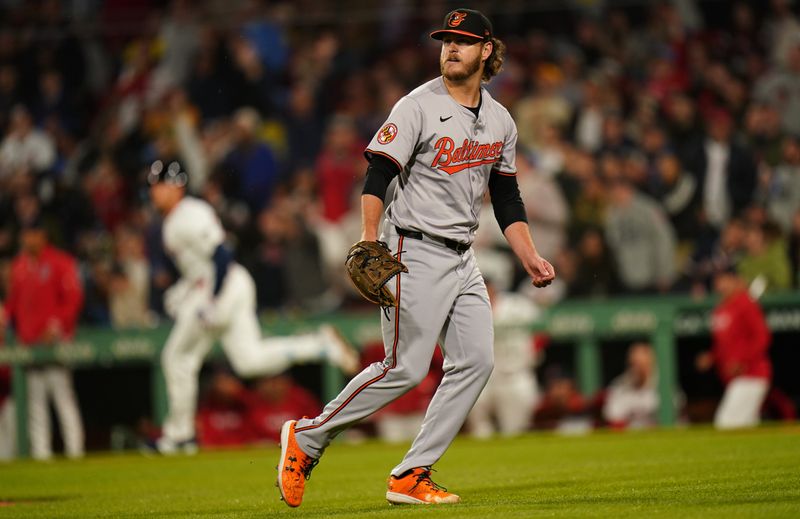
294 76 516 477
365 77 518 244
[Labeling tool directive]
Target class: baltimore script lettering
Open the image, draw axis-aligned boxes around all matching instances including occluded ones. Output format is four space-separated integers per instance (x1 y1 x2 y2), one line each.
431 137 504 175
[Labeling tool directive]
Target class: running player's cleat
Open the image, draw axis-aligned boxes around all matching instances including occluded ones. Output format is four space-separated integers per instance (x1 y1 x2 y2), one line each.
385 468 461 505
277 420 319 507
319 324 360 375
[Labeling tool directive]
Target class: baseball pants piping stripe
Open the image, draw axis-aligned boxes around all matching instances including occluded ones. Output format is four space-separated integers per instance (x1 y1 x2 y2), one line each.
295 235 405 434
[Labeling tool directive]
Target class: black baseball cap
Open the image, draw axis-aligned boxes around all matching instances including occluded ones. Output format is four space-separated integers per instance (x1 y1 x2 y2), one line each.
147 159 188 187
430 8 493 42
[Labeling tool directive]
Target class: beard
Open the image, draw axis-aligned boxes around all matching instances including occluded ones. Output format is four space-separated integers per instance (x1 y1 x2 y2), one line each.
440 53 482 82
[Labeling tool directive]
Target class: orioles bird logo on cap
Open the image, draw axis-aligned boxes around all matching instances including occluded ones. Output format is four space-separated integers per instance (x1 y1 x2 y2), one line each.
448 11 467 27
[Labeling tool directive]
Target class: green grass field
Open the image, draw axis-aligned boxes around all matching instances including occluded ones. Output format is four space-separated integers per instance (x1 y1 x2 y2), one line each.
1 426 799 518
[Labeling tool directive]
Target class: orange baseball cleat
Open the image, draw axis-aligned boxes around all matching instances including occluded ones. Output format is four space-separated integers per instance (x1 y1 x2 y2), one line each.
276 420 319 507
385 468 461 505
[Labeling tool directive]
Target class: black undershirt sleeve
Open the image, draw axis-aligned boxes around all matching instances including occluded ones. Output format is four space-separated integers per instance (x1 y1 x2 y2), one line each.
362 154 401 201
488 170 528 232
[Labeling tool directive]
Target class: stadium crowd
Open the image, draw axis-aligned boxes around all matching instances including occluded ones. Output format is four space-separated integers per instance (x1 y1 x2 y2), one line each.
1 0 800 452
0 0 799 323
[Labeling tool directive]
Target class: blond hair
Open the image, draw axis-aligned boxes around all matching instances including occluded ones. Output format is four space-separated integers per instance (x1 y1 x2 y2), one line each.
482 37 506 82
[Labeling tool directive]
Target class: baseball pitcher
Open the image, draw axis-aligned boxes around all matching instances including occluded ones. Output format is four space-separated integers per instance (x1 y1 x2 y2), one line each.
277 8 554 506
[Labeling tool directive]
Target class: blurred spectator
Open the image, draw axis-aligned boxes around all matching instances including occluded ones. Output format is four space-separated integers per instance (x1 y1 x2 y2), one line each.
755 34 800 136
220 107 279 214
0 366 14 460
685 218 746 296
248 374 321 444
0 105 56 183
227 35 273 116
186 28 234 122
244 205 289 309
684 108 757 230
283 83 324 171
605 179 677 293
737 221 792 294
765 135 800 234
640 125 670 186
196 370 254 448
313 114 364 295
791 210 800 288
597 112 634 157
244 196 331 312
763 0 800 69
515 63 572 152
664 94 703 165
517 151 568 263
82 155 129 232
0 216 84 460
108 226 154 329
33 69 81 137
167 89 211 194
573 79 604 153
696 264 771 429
568 227 619 298
532 124 569 179
468 278 541 438
745 103 784 168
651 152 699 242
533 366 592 433
602 342 681 430
567 153 606 239
0 65 21 131
150 0 201 101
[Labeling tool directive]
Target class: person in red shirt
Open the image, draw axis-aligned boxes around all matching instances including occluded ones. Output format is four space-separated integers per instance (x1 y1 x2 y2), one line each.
247 375 321 444
696 264 771 429
195 371 255 448
313 115 367 296
0 216 85 459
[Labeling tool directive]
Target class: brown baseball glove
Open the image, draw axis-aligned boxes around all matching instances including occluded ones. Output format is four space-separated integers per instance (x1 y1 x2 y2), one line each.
345 240 408 307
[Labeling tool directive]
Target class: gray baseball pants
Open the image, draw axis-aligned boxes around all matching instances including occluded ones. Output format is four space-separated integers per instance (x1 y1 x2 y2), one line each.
294 226 494 476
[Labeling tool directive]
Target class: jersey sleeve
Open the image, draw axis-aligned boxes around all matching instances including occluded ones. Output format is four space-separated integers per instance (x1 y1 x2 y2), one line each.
493 116 518 176
364 96 423 171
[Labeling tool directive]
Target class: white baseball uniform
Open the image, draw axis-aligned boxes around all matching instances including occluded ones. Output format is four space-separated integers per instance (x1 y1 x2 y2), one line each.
159 196 344 444
295 76 519 476
0 397 15 460
27 367 84 459
714 376 769 429
467 292 540 438
602 373 660 429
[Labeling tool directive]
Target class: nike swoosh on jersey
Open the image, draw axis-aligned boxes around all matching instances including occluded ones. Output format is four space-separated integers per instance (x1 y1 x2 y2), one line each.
439 115 453 122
